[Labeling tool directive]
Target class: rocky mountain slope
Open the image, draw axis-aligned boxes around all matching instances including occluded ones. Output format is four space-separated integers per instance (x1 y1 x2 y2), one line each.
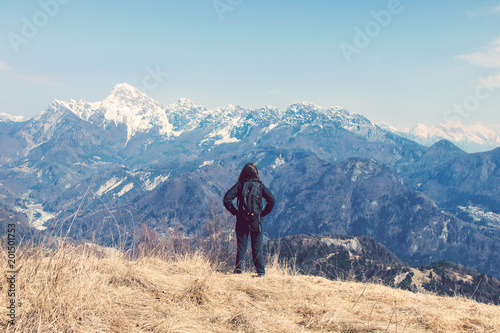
1 83 499 280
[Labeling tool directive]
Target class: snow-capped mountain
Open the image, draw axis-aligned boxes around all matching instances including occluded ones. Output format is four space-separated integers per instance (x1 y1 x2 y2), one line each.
392 121 500 153
0 82 418 206
11 83 404 153
0 83 426 228
53 83 180 140
0 112 24 122
2 83 500 280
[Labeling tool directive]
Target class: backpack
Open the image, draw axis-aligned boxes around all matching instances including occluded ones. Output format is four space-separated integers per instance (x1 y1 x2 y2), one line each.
238 181 263 223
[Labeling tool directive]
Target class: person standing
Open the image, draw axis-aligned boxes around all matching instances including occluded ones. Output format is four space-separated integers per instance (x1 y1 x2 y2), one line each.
223 162 275 276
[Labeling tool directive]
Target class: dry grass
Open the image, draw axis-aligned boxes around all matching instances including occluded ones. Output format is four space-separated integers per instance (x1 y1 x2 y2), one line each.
1 243 499 333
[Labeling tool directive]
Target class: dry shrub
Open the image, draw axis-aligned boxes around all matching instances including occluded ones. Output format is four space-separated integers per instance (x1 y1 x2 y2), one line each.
182 278 213 305
134 224 191 260
196 206 237 272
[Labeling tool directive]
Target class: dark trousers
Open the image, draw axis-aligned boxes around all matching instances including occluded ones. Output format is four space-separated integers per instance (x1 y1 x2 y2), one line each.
234 226 265 275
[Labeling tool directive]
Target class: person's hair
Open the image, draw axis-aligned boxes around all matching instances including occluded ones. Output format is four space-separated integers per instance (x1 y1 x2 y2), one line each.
238 162 259 182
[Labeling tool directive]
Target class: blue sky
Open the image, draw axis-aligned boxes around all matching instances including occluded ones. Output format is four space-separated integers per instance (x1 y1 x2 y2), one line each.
1 0 499 129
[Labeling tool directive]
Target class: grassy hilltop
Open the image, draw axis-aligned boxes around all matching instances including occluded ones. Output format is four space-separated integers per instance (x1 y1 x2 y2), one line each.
1 237 499 333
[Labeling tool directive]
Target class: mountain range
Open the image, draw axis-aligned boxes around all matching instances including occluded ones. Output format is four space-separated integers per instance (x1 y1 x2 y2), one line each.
1 83 499 280
381 121 500 153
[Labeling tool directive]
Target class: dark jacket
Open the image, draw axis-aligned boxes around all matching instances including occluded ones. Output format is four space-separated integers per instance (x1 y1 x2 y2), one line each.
223 178 275 232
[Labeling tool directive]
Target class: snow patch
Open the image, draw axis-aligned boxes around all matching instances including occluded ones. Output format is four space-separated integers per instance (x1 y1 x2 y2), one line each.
95 177 125 196
11 163 36 174
15 203 55 231
263 123 278 134
214 116 242 145
458 205 500 226
143 173 170 191
351 167 362 182
117 183 134 197
439 220 450 241
321 237 362 252
200 160 214 168
271 155 285 169
200 113 244 146
215 136 240 145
